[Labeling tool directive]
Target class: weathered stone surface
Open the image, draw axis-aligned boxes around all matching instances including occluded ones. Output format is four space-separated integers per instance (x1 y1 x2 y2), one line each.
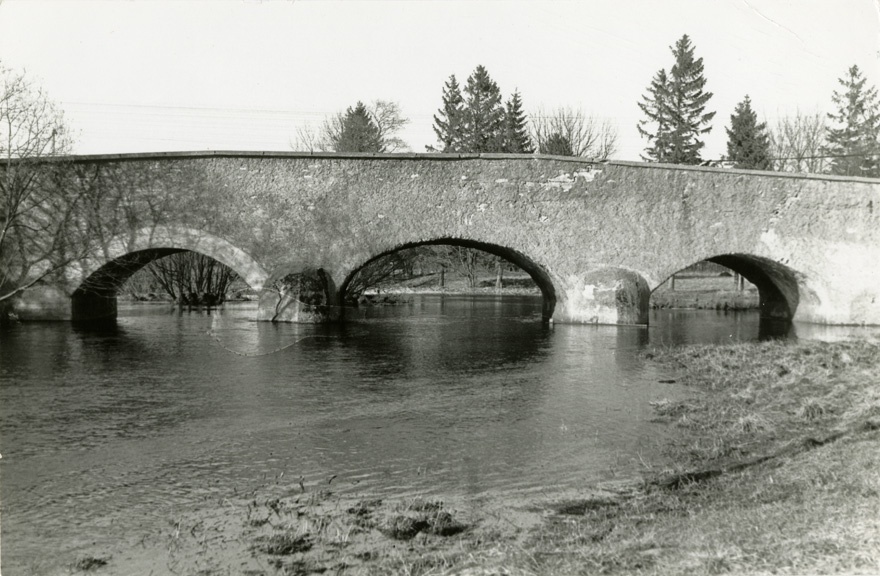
8 152 880 325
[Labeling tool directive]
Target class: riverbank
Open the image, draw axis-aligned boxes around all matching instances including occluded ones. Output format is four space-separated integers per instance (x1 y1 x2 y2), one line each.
651 274 759 310
374 272 761 310
365 272 541 298
67 339 879 575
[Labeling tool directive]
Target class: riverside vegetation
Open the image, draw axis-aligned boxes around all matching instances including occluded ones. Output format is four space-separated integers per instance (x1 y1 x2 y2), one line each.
65 339 879 575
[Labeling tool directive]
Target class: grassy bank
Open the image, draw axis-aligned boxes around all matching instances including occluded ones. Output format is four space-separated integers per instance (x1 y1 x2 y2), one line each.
68 340 879 575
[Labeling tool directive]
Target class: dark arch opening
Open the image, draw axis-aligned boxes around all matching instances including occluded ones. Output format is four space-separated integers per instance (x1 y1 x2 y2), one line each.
651 254 799 320
339 238 557 320
72 248 250 322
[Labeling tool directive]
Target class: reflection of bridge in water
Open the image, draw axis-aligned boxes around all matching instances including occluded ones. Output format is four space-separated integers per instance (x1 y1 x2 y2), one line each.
13 152 880 326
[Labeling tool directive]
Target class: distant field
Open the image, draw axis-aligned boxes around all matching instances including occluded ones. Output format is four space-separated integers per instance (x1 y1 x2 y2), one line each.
651 274 759 310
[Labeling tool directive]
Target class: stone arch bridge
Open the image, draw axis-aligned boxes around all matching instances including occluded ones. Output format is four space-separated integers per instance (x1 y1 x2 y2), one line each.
11 152 880 326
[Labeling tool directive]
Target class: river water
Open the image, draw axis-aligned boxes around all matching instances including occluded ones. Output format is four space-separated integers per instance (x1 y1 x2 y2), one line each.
1 295 872 573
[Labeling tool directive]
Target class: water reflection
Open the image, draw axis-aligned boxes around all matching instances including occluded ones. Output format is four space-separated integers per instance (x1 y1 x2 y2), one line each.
647 309 792 346
791 321 880 342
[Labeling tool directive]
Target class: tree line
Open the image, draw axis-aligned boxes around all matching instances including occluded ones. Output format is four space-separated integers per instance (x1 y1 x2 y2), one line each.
295 64 618 160
636 34 880 177
295 44 879 179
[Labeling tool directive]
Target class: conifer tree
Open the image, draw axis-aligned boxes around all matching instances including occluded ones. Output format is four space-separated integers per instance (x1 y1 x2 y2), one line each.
331 101 383 153
432 66 529 154
502 90 533 153
725 95 771 170
539 132 574 156
638 35 714 164
823 65 880 177
432 75 465 152
461 65 506 153
637 69 672 162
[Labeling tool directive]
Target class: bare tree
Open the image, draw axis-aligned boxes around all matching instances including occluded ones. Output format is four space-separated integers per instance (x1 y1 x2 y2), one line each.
370 100 410 152
290 125 324 153
444 245 481 288
344 249 422 302
531 107 617 159
345 244 504 300
0 61 81 303
141 251 239 305
768 111 827 173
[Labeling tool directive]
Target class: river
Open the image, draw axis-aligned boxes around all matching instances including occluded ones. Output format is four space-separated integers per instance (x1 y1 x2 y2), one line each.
1 295 873 574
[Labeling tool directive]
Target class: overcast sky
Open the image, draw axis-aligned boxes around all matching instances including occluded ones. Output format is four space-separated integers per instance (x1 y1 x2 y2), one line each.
1 0 878 161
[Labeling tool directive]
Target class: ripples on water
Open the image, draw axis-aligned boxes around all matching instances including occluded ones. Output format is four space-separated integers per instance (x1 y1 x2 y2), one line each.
2 295 873 572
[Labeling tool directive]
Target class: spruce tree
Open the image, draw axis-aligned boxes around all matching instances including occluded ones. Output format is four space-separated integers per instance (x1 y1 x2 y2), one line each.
637 69 672 162
638 35 714 164
823 65 880 177
461 65 506 153
502 90 533 153
432 66 529 154
725 95 771 170
432 75 465 152
332 102 383 153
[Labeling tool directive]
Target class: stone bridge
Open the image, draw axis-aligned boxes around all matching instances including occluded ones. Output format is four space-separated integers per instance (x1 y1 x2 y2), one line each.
10 152 880 326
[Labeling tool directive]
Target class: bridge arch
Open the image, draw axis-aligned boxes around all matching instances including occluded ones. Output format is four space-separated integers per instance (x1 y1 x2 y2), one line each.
654 253 806 320
338 238 559 321
71 226 268 321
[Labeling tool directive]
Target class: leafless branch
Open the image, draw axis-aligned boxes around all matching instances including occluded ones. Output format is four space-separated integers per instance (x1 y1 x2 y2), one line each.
530 107 617 159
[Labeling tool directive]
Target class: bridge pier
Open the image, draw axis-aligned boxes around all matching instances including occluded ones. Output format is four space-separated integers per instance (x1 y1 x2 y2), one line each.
72 288 118 322
553 269 650 325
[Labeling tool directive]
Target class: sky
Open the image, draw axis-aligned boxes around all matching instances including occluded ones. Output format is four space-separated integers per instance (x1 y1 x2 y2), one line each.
1 0 878 161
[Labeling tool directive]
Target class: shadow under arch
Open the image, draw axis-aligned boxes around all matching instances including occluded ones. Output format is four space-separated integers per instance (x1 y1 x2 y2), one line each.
338 238 557 321
656 253 801 320
72 227 269 322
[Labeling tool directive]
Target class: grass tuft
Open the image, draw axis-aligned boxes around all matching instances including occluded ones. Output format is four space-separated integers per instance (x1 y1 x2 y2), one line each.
378 499 469 540
252 533 312 555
